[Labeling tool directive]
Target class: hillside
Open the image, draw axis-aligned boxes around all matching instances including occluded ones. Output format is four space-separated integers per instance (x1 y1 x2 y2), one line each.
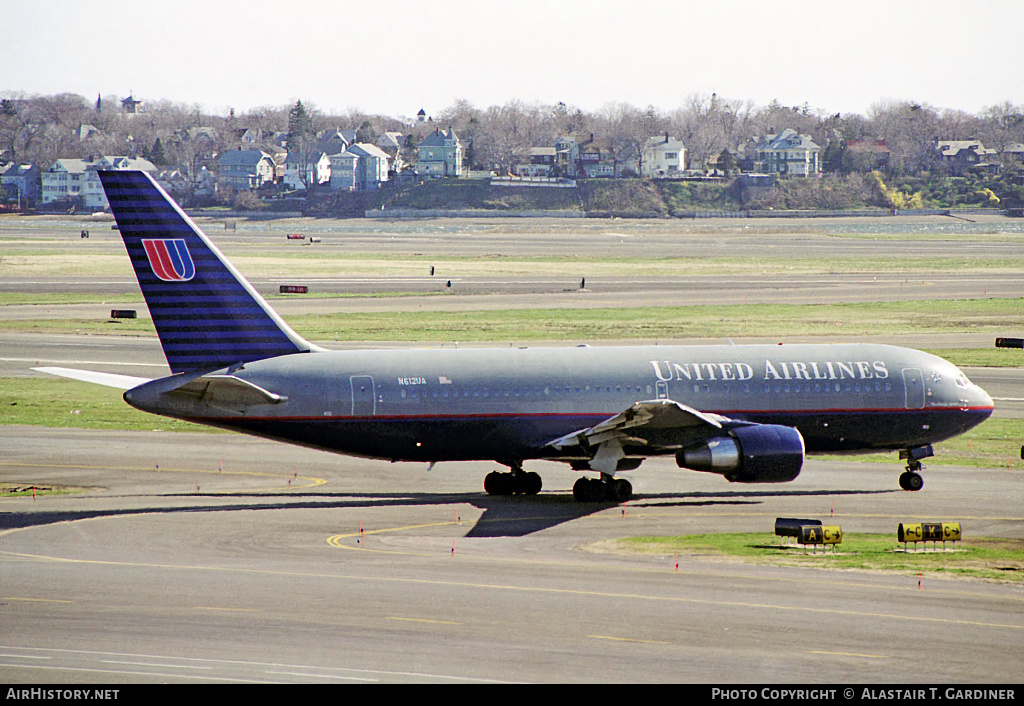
304 172 1023 219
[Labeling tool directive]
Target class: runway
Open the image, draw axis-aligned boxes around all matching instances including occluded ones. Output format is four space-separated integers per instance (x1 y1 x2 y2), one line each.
1 214 1021 683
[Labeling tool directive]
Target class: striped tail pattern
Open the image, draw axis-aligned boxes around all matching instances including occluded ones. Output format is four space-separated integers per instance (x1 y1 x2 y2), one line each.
98 170 314 373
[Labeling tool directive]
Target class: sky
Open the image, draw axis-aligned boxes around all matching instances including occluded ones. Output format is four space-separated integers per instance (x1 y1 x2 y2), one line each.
3 0 1023 121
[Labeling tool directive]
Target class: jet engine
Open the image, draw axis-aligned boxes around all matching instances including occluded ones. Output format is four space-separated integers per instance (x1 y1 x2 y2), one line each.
676 423 804 483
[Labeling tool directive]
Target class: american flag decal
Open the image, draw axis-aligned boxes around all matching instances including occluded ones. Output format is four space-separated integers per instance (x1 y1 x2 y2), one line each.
142 239 195 281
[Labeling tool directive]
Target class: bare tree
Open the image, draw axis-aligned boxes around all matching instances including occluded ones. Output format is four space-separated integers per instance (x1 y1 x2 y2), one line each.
595 102 665 176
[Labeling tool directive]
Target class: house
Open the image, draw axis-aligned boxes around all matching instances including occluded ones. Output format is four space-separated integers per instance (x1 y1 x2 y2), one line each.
233 127 263 146
641 134 687 178
76 124 102 141
935 140 1000 175
328 151 358 191
376 131 406 172
328 143 390 191
514 134 613 178
553 136 581 176
0 163 41 205
41 156 156 208
217 150 277 190
548 134 616 178
576 142 615 178
417 128 462 177
157 167 216 198
516 147 556 177
754 129 821 176
350 143 390 189
317 130 356 156
844 139 891 171
283 151 331 189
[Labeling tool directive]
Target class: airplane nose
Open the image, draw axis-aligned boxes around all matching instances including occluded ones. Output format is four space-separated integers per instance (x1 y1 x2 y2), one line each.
975 385 994 412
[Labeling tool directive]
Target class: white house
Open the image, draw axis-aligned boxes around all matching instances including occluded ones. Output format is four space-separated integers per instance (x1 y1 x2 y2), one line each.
42 156 156 208
641 135 687 178
283 151 331 189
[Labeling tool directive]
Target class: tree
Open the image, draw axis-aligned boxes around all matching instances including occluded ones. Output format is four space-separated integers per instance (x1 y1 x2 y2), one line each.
0 94 46 163
286 100 320 189
287 100 312 151
596 102 665 176
355 120 377 145
149 137 168 165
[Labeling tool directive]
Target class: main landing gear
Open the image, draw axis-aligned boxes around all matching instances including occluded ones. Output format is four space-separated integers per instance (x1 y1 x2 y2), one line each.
484 462 542 496
572 474 632 503
898 445 933 491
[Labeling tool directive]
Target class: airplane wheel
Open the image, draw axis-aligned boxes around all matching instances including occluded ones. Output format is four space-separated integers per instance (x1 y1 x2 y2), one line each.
485 471 513 496
612 478 632 502
573 477 626 503
899 471 924 491
487 471 542 496
573 477 602 502
521 471 542 496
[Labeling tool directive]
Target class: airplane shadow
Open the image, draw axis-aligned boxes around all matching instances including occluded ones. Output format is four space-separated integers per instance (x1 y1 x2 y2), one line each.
0 487 900 539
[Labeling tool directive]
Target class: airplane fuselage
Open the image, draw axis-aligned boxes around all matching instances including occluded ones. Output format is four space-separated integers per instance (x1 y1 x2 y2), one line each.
125 342 993 465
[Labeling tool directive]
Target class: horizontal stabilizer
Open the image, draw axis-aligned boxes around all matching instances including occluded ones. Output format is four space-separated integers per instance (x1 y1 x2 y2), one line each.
169 374 288 407
33 367 152 390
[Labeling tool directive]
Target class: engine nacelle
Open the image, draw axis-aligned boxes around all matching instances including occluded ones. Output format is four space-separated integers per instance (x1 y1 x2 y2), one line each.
676 423 804 483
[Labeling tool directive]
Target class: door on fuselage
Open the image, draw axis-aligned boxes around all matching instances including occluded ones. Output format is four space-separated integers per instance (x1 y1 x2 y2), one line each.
902 368 925 409
351 375 376 416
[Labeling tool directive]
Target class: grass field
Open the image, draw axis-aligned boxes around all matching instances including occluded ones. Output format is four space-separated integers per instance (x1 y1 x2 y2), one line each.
615 532 1024 583
3 249 1024 279
3 299 1023 353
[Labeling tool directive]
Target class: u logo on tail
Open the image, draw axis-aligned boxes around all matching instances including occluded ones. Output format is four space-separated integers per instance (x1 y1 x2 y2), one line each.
142 239 195 281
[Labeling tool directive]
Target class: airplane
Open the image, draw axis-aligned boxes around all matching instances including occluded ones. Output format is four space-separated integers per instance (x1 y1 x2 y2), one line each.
36 170 995 502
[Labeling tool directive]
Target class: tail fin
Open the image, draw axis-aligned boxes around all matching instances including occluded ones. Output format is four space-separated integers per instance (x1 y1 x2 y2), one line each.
99 170 316 373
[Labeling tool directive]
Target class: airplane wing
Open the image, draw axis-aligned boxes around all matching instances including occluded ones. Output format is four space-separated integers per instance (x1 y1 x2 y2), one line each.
549 399 727 449
33 367 152 390
547 399 731 474
547 398 804 482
